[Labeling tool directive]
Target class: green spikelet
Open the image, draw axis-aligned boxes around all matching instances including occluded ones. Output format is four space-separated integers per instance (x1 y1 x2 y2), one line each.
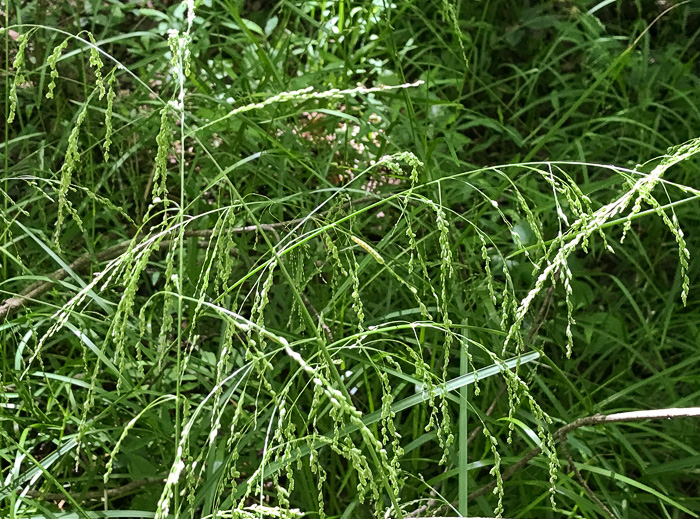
483 425 504 517
150 104 174 208
46 37 69 100
8 31 33 123
54 100 91 250
103 71 117 162
87 32 105 99
349 252 365 330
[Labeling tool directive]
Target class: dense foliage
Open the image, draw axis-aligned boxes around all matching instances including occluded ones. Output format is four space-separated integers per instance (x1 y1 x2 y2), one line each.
2 1 700 518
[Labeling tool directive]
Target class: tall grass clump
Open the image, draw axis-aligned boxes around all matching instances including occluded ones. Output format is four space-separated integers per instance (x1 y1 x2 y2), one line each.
2 1 700 519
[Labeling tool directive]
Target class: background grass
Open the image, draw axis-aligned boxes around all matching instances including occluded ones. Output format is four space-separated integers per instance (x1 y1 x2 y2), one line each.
2 0 700 518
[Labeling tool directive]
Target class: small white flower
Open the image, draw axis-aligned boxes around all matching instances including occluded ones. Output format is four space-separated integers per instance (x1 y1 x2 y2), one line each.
166 459 185 485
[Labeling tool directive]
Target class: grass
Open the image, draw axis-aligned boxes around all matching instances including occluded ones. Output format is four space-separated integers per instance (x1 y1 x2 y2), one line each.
1 0 700 518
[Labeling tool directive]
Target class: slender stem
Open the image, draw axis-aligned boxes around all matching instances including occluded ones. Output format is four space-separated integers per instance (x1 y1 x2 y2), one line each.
3 2 9 279
458 321 469 517
173 30 188 518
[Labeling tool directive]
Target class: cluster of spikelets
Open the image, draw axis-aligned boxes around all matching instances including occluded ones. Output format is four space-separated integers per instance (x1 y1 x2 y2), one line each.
4 2 698 517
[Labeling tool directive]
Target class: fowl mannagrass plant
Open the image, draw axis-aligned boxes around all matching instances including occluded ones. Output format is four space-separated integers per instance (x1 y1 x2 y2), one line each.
2 1 700 518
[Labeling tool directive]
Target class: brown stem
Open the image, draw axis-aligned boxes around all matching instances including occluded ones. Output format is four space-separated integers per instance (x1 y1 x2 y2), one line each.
301 291 334 342
466 386 504 446
22 476 165 503
560 440 616 518
467 407 700 501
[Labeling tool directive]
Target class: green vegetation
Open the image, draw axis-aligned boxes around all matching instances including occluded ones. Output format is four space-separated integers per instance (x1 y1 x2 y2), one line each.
2 0 700 518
